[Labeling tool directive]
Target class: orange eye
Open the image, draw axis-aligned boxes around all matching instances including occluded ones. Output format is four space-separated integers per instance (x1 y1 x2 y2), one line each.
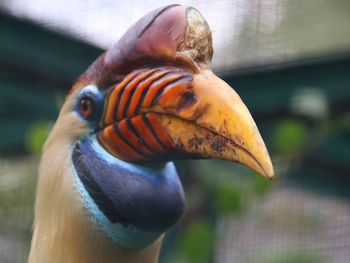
79 97 94 118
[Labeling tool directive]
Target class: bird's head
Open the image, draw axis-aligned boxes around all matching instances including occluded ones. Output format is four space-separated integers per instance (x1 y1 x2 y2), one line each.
44 5 274 250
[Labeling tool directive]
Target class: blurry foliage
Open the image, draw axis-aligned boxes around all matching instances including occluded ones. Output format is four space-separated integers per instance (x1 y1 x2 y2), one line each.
328 113 350 137
253 173 273 196
178 219 214 263
171 158 278 262
0 158 37 263
169 106 333 262
273 119 309 155
214 184 242 215
25 121 52 154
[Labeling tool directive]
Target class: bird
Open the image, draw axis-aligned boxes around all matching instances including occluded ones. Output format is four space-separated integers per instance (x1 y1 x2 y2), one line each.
28 4 274 263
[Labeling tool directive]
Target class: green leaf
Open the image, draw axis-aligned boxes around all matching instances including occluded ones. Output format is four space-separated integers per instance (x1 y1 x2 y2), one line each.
273 119 309 155
180 219 214 263
25 121 52 154
215 184 242 215
253 173 273 196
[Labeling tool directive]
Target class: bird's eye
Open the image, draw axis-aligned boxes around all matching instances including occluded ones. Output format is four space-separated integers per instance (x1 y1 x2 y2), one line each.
79 96 94 119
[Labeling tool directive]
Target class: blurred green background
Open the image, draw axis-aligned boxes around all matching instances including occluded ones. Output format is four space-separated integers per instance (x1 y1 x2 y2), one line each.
0 1 349 263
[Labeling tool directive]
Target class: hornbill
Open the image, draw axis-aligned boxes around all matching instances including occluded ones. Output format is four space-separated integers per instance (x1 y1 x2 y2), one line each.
29 5 274 263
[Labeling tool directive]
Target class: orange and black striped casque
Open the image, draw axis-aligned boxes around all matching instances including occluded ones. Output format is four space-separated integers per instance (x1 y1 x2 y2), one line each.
98 66 194 162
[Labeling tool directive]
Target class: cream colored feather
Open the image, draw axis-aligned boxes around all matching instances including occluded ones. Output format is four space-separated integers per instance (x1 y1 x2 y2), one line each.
28 92 163 263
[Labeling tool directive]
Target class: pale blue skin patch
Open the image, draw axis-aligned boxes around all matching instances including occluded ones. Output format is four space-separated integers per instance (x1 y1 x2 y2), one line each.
71 136 184 249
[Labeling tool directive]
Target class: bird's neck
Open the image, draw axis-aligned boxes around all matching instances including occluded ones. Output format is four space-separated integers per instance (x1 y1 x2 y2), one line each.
28 127 163 263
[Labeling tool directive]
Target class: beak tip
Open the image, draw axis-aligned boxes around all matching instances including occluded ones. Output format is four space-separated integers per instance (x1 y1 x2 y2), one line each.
254 155 274 180
263 164 275 180
267 173 275 180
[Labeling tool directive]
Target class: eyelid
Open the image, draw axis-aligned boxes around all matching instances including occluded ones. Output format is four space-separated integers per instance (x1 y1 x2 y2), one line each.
76 86 104 122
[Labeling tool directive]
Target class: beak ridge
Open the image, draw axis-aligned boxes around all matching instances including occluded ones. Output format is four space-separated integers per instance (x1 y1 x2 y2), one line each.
194 70 274 179
99 68 274 179
161 70 275 179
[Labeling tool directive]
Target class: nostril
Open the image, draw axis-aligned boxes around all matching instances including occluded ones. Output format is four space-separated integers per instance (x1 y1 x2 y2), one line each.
176 91 197 112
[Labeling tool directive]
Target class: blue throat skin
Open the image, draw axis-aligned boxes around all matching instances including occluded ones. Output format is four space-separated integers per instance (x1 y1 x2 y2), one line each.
71 136 185 249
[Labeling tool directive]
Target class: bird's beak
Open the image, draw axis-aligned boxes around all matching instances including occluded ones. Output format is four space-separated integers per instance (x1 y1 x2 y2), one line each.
98 68 274 179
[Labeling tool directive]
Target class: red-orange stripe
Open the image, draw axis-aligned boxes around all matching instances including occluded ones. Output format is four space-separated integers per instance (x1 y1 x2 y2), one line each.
158 77 192 107
131 115 167 153
142 73 183 108
98 125 146 161
103 69 145 125
128 70 172 116
117 119 155 157
117 69 158 120
144 113 175 150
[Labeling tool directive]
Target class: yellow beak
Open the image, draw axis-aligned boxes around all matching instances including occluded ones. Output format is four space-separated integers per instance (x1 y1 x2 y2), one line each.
98 67 274 179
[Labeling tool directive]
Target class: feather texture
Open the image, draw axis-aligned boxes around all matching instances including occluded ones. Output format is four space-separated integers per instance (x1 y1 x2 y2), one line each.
28 93 163 263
